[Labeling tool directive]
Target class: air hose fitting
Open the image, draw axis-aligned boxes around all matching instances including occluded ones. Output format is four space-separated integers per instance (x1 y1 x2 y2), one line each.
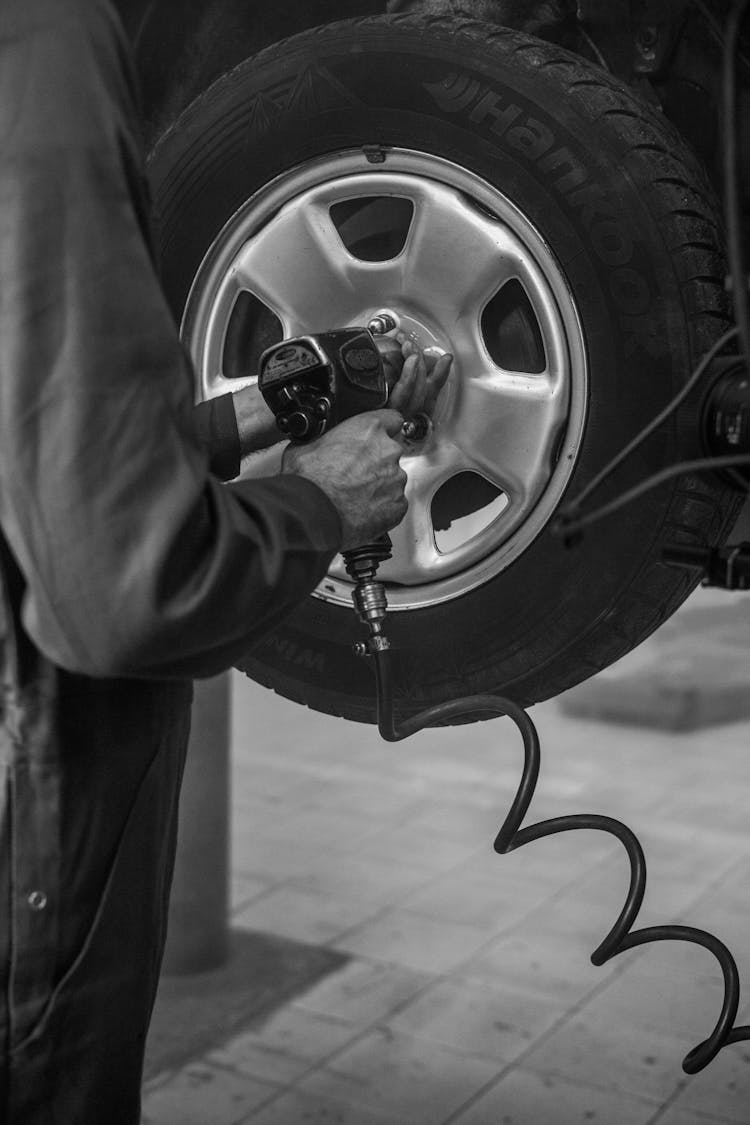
343 537 393 655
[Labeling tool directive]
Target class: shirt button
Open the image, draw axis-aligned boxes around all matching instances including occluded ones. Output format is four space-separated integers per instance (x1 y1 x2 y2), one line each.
28 891 48 912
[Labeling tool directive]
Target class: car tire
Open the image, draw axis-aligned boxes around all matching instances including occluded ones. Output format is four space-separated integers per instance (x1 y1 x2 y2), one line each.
149 15 740 723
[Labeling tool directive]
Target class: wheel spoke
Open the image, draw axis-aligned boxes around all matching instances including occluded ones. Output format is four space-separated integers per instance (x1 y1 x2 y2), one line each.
448 368 568 506
197 271 263 398
325 444 466 585
385 484 441 584
232 197 400 334
384 442 475 581
400 181 528 325
203 368 258 399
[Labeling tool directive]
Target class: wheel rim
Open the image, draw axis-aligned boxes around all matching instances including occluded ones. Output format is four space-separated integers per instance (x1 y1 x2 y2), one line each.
182 148 588 610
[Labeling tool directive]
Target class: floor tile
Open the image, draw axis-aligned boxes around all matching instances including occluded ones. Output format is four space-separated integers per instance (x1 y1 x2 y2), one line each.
398 867 554 933
656 1107 737 1125
521 1007 694 1103
230 831 339 883
263 806 387 853
208 1008 358 1085
665 1042 750 1123
141 1062 276 1125
452 829 620 892
352 821 488 872
333 908 491 974
387 976 558 1062
290 852 440 909
654 1104 740 1125
577 943 727 1043
515 860 639 946
234 886 381 945
461 929 616 1006
405 800 518 844
450 1065 660 1125
297 1026 501 1124
292 958 432 1025
244 1088 401 1124
231 875 273 912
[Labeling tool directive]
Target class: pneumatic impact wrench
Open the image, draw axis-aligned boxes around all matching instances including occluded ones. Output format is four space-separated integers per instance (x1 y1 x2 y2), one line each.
257 314 425 648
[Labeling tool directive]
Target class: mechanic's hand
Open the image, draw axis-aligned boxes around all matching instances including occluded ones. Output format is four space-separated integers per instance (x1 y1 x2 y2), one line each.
375 335 453 419
282 410 408 551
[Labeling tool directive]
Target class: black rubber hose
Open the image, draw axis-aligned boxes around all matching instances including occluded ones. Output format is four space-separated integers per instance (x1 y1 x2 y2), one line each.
372 646 750 1073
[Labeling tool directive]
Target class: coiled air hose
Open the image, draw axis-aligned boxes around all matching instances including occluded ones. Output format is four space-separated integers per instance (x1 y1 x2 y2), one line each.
352 1 750 1074
369 641 750 1074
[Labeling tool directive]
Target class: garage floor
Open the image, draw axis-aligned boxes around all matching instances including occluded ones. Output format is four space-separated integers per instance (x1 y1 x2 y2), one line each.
142 601 750 1125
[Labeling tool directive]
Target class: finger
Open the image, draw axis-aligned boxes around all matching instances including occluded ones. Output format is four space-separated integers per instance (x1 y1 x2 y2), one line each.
424 349 450 373
428 352 453 386
374 408 407 437
394 352 426 418
388 354 419 413
425 353 453 413
412 351 427 414
381 353 406 392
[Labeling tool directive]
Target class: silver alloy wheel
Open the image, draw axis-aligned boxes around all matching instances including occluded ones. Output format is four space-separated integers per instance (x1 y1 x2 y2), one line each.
182 148 588 610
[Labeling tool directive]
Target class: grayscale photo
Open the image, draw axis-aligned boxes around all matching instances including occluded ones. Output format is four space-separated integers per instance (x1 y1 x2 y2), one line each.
1 1 749 1122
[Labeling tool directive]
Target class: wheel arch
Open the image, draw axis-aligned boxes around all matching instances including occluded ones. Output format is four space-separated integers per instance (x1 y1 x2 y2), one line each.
114 0 385 147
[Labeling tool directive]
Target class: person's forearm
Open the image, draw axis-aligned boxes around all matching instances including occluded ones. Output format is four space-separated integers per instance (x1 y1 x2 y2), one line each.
192 386 282 482
193 385 281 482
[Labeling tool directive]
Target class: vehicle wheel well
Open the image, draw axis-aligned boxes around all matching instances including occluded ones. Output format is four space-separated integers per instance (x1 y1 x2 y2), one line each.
130 0 385 146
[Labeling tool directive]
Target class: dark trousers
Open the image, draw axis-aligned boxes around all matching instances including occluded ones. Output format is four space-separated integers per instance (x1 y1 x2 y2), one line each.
0 674 192 1124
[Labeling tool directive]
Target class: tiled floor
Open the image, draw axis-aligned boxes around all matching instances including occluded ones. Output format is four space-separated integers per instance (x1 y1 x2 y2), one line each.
142 608 750 1124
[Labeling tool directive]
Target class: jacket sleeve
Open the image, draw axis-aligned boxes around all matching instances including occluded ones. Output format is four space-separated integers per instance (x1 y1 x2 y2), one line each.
193 395 242 483
0 1 342 680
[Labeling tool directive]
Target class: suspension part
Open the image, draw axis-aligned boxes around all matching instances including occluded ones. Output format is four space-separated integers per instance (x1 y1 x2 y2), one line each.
702 355 750 487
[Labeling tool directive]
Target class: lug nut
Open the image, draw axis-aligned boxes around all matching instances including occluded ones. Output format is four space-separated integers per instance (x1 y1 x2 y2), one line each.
402 414 431 443
368 311 399 336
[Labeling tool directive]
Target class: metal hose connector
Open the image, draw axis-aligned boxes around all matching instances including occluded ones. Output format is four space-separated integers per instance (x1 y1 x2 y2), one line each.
352 580 389 630
343 537 393 649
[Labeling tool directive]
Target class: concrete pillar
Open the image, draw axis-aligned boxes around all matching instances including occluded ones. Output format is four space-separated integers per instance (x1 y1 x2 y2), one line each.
163 673 230 974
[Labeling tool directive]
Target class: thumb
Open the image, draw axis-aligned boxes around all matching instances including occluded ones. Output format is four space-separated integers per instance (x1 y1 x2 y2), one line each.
374 408 406 437
374 336 404 363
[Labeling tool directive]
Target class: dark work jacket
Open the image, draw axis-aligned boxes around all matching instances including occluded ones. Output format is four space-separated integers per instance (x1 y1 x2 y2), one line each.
0 1 341 1121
